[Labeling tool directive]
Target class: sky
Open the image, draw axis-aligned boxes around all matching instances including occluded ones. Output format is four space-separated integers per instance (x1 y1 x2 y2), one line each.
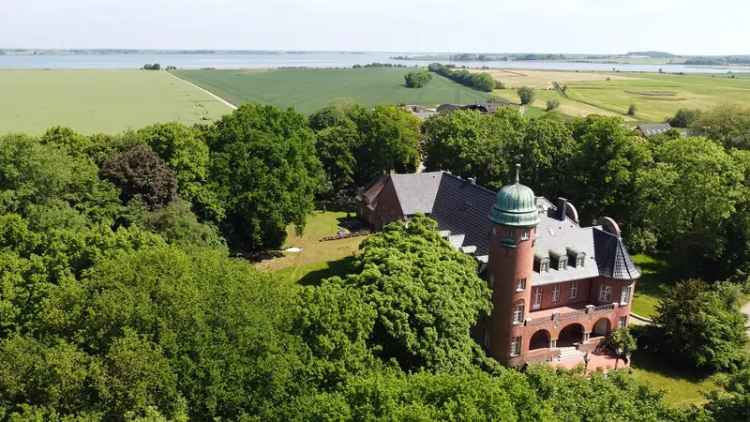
1 0 747 55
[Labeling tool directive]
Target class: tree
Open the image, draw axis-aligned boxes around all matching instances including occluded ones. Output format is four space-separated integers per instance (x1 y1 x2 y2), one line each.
314 123 358 197
348 105 420 186
207 104 323 252
705 364 750 421
628 104 637 116
566 115 652 228
403 70 432 88
134 123 218 219
654 279 748 371
308 105 351 132
690 104 750 149
545 99 560 111
605 328 637 369
517 86 535 105
327 216 492 372
668 108 701 128
422 108 524 189
100 144 178 210
636 137 743 271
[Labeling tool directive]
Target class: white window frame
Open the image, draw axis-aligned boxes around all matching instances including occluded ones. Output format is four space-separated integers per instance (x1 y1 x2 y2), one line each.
516 278 526 292
576 255 585 267
558 257 567 270
551 285 560 304
532 288 542 310
521 230 529 240
513 303 525 324
569 280 578 300
620 285 632 305
599 285 612 303
510 336 522 357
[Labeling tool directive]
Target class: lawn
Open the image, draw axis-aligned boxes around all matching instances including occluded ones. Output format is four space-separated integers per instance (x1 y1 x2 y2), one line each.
256 211 367 285
0 70 232 134
631 254 678 318
630 351 721 407
172 68 492 114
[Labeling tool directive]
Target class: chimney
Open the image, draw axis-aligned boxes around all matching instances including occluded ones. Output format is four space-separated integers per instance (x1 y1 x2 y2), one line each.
557 197 568 221
468 177 476 184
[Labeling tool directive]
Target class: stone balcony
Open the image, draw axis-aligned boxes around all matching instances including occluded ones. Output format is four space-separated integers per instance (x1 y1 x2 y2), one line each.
525 303 618 328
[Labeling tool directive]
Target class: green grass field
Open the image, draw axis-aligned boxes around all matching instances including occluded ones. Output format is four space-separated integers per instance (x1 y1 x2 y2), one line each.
631 254 678 318
631 351 720 406
172 68 491 114
494 71 750 122
256 211 367 285
0 70 232 134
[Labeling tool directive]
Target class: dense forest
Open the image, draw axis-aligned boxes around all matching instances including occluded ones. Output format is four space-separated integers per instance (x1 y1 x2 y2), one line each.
1 103 749 420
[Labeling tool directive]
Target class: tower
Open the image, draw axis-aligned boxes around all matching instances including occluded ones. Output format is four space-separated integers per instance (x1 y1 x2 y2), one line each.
486 164 540 365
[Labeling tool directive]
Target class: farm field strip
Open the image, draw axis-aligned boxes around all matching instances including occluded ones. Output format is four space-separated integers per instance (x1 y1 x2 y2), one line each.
0 70 233 134
171 68 492 114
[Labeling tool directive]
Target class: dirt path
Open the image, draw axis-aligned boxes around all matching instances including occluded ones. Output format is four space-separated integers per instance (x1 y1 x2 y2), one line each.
165 71 237 110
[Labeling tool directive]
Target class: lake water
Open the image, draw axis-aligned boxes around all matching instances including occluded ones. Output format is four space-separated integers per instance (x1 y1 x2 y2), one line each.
1 51 748 74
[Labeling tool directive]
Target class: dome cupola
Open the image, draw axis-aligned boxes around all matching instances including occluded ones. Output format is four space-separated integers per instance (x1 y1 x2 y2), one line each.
489 164 540 227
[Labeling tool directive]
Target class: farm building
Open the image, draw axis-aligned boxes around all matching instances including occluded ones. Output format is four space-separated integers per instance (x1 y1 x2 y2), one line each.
635 123 673 137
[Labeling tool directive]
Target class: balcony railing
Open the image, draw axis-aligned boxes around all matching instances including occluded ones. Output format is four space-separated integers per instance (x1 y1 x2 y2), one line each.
523 303 619 327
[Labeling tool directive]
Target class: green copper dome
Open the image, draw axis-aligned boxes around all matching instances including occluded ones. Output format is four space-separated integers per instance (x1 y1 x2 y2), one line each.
489 165 540 227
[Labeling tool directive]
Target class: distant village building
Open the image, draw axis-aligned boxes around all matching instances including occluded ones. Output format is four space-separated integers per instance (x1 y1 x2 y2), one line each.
360 168 640 370
403 104 438 120
635 123 673 137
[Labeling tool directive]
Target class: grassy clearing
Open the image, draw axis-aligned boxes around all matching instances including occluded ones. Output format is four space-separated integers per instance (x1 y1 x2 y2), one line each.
0 70 232 134
631 254 678 318
565 72 750 122
172 68 491 114
631 351 721 407
256 211 367 285
490 70 750 122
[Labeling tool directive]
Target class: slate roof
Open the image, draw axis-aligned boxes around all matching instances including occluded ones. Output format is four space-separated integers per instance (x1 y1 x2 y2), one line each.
636 123 672 137
364 171 640 284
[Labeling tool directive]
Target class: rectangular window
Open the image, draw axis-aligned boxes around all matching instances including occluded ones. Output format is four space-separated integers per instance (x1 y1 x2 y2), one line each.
552 285 560 303
516 278 526 291
559 257 567 270
532 288 543 310
569 280 578 299
619 317 628 329
599 285 612 303
521 230 529 240
577 255 585 267
513 303 525 324
510 336 522 356
504 229 513 238
620 285 632 305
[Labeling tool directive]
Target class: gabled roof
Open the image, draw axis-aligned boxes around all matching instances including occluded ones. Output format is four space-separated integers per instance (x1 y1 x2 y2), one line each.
362 171 640 284
636 123 672 137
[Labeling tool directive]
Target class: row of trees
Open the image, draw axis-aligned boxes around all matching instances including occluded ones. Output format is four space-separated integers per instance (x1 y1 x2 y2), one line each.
428 62 496 92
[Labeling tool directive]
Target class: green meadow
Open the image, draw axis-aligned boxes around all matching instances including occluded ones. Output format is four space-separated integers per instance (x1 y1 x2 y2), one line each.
493 71 750 122
172 68 491 113
0 70 232 134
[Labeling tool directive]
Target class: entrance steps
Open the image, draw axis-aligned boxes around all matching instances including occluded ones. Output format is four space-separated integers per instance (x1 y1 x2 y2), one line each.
556 347 584 361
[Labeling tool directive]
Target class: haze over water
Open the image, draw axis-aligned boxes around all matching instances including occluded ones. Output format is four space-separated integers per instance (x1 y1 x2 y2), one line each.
1 51 748 73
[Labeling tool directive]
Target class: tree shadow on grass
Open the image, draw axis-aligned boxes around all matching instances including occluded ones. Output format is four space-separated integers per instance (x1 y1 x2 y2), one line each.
298 256 358 286
631 350 713 383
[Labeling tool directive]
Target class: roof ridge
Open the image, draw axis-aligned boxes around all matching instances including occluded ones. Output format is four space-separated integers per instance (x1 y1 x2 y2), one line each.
439 172 498 195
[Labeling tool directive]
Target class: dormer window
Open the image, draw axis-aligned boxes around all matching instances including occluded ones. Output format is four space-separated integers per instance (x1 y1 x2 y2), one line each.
558 257 567 270
535 254 551 272
549 250 567 270
566 248 585 268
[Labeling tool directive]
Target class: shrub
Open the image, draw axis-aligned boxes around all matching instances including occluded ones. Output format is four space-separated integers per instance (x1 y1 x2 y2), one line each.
668 108 701 128
517 86 535 105
546 99 560 111
495 80 505 89
404 70 432 88
627 104 637 116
